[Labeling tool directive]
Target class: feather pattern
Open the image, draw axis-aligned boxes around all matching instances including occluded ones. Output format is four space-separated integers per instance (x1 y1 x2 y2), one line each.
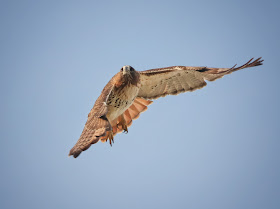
68 78 116 158
138 57 263 99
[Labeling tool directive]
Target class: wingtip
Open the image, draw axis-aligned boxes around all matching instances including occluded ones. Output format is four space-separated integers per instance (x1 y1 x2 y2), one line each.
230 57 264 72
256 57 264 65
68 149 81 158
251 57 264 67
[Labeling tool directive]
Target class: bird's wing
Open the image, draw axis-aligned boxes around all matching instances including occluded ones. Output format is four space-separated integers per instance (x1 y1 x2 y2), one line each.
138 58 263 100
69 78 116 158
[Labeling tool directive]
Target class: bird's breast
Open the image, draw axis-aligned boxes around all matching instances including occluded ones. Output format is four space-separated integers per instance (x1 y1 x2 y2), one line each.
106 84 140 122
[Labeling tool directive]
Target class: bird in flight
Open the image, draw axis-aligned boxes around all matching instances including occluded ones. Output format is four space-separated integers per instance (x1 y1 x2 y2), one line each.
69 57 263 158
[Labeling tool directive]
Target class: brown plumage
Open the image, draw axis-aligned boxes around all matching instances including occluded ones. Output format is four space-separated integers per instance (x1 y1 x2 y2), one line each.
69 58 263 158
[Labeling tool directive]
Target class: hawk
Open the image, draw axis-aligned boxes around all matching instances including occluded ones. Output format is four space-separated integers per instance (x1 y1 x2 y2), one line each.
69 57 263 158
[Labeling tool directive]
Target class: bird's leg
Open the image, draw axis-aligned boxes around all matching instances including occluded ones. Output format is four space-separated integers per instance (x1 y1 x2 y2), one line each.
118 114 128 133
108 131 114 146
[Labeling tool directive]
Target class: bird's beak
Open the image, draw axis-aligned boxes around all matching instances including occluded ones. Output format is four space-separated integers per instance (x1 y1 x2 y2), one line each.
122 66 130 75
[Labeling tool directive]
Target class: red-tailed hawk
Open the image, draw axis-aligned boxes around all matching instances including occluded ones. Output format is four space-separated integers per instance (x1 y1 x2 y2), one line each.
69 58 263 158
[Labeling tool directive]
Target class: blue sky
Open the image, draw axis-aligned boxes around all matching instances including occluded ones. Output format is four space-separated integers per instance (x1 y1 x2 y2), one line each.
1 0 279 209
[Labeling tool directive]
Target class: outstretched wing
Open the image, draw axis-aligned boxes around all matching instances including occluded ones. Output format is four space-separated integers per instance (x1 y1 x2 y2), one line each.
69 79 115 158
138 58 263 100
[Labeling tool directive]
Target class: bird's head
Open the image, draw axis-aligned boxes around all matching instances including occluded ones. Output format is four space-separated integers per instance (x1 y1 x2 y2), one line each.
120 65 136 75
118 65 139 86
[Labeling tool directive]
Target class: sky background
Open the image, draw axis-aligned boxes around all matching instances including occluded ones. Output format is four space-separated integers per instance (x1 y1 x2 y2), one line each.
1 0 279 209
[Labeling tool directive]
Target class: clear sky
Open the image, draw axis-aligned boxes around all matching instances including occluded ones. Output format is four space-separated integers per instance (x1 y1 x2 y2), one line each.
1 0 279 209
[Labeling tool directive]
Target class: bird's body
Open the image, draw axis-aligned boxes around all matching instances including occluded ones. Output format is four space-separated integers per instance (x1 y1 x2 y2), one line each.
69 58 263 158
106 81 140 122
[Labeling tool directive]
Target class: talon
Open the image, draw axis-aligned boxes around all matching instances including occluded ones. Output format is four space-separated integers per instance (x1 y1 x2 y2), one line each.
123 124 128 133
109 138 114 146
123 128 128 134
119 114 128 133
108 131 114 146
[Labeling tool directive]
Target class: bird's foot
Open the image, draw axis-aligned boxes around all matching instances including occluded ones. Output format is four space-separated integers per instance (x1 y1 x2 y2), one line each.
117 115 128 134
122 124 128 134
117 122 128 133
108 131 114 146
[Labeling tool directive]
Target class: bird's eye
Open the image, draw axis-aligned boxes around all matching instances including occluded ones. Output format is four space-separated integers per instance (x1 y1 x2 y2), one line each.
120 68 123 72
